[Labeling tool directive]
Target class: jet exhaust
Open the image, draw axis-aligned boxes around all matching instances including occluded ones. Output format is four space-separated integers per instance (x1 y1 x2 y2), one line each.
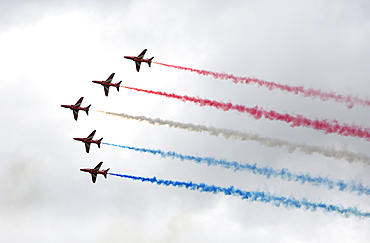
96 110 369 164
109 172 370 219
118 87 370 142
103 142 370 196
153 62 370 109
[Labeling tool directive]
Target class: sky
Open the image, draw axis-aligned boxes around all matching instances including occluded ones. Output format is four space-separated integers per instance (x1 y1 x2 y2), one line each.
1 0 370 242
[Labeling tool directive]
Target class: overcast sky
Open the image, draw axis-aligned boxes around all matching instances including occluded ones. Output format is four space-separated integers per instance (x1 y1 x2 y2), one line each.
1 0 370 242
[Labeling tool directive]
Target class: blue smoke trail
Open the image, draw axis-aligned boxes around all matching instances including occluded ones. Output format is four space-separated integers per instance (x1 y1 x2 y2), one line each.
108 172 370 219
103 142 370 196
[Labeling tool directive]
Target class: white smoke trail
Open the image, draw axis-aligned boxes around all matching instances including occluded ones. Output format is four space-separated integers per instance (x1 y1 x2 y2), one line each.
96 110 369 164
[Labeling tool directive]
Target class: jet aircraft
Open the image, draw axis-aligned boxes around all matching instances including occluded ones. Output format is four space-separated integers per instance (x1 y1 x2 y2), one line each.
61 97 91 121
80 161 110 183
124 49 154 72
73 130 103 153
92 73 122 96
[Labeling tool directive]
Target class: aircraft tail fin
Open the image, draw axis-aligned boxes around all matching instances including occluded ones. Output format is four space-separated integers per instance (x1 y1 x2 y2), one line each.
148 57 154 67
117 81 122 91
104 168 110 178
86 105 91 115
98 138 103 148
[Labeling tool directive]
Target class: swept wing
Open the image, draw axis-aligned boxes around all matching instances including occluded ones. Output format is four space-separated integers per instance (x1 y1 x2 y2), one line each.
135 61 141 72
85 143 91 153
93 162 103 171
105 73 115 84
91 174 97 183
87 130 96 140
74 97 84 107
73 110 79 121
104 86 110 96
137 49 147 59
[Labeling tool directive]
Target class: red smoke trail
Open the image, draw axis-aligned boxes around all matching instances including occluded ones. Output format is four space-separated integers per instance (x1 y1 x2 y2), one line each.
121 85 370 141
153 62 370 109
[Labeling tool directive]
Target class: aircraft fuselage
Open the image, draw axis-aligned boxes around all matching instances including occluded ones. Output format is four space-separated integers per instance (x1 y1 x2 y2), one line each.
92 80 119 87
73 137 101 145
124 56 152 64
61 105 89 112
80 168 108 176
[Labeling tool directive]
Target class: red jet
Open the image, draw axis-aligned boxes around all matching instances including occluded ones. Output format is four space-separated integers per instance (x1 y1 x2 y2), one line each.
124 49 154 72
61 97 91 121
80 161 110 183
92 73 122 96
73 130 103 153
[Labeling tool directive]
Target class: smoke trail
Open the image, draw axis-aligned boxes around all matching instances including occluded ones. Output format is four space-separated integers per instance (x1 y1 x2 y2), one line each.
120 86 370 142
109 172 370 219
154 62 369 109
96 110 369 164
104 143 370 195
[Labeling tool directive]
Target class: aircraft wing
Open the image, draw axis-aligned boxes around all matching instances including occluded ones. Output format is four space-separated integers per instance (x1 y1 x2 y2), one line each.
104 86 110 96
91 174 97 183
137 49 147 59
85 143 91 153
73 110 79 121
93 162 103 171
74 97 84 107
135 61 141 72
87 130 96 139
106 73 115 83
